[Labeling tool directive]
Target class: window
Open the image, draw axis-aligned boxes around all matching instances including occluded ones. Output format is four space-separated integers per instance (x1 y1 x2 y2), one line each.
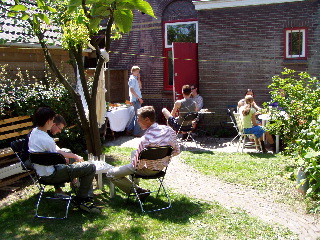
163 20 198 90
164 21 198 48
285 28 307 59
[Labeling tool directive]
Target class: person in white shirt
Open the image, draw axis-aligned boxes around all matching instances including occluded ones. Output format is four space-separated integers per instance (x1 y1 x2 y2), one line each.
28 107 99 213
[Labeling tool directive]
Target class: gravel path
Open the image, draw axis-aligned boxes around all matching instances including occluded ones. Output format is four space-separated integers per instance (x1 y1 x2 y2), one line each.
106 136 320 240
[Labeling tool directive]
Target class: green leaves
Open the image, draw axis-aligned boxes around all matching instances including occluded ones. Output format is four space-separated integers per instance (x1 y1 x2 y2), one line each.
113 9 133 32
268 68 320 198
10 5 27 11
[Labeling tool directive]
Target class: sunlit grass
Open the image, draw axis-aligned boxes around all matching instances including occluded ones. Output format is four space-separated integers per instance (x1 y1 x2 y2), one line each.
0 146 302 239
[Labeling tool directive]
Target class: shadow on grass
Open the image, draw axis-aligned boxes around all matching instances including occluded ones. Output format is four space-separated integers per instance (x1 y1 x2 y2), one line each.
247 152 279 159
184 150 215 155
103 190 208 223
0 188 208 239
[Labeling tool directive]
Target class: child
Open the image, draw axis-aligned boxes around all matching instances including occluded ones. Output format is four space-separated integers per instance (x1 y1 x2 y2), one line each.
239 95 276 153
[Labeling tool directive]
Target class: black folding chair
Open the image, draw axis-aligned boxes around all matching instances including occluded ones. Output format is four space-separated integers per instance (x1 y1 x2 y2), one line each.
29 152 72 219
10 139 35 182
177 112 199 148
128 146 173 213
11 139 72 219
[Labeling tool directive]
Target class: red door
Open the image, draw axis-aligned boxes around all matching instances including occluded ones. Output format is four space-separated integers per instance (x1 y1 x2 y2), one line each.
172 42 198 100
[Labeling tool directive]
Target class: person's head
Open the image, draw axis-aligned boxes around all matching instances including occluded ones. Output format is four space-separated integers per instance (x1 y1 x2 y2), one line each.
51 114 66 135
131 66 140 76
34 107 56 128
190 84 198 95
242 95 254 116
279 89 285 97
182 85 192 96
137 106 156 130
245 95 254 104
245 89 254 97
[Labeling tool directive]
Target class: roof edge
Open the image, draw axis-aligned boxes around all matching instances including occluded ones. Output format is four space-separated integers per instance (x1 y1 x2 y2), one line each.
0 42 62 49
193 0 306 10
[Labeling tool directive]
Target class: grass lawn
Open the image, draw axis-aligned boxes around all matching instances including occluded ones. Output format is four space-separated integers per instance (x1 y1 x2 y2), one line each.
0 146 302 239
180 150 307 209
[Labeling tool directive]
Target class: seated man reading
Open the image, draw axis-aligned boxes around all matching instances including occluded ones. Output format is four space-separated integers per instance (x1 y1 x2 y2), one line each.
107 106 180 200
28 107 100 213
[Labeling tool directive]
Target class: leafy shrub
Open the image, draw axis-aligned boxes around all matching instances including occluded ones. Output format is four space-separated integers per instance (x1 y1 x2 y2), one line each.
0 65 86 153
266 68 320 198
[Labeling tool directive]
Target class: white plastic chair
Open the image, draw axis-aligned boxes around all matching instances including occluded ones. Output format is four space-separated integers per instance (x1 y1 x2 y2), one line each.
233 112 262 153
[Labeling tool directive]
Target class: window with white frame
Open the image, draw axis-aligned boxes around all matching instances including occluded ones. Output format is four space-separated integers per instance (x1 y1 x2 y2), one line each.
285 28 307 59
164 21 198 48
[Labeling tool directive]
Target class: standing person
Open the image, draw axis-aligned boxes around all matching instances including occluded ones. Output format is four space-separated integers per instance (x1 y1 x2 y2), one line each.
238 89 261 112
190 84 203 110
162 85 198 140
127 65 143 137
239 95 276 153
107 106 180 200
28 107 100 213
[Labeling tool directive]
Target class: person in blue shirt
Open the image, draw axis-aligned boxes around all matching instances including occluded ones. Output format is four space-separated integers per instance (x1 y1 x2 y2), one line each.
127 66 144 137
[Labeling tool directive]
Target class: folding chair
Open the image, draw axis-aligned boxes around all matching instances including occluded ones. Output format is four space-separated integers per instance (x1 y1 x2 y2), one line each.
177 112 199 148
128 145 173 213
228 109 241 145
233 112 262 153
10 139 35 183
28 152 73 219
11 139 72 219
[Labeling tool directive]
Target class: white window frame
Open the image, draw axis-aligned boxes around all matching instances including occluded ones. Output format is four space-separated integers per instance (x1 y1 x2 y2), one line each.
285 28 306 59
164 21 198 48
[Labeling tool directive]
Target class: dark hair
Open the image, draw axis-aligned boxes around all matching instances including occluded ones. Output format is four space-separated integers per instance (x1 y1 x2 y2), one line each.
53 114 67 126
244 89 254 97
137 106 156 122
35 107 56 127
190 84 199 93
182 85 191 95
242 95 254 116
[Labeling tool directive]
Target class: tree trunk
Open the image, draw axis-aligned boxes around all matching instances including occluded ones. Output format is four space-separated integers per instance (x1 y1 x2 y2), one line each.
36 33 102 156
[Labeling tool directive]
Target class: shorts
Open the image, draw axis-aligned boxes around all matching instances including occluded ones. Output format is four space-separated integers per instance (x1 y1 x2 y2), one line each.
168 116 192 132
243 126 265 138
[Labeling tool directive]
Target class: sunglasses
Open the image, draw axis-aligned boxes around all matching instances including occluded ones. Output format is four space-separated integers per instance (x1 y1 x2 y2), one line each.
56 125 63 131
191 88 196 90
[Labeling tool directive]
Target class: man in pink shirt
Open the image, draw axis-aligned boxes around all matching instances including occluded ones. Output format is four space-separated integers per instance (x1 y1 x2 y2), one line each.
107 106 180 199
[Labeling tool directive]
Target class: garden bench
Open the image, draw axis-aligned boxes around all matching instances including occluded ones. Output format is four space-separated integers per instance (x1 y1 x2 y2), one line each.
0 116 34 189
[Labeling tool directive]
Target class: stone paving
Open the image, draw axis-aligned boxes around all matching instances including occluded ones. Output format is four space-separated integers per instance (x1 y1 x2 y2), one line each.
105 136 320 240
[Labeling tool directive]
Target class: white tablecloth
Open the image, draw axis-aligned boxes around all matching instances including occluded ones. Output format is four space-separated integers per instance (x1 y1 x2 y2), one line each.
106 106 134 132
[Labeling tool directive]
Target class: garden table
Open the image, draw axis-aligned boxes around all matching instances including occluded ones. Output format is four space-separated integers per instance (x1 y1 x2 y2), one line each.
106 106 134 132
89 160 115 198
258 114 280 153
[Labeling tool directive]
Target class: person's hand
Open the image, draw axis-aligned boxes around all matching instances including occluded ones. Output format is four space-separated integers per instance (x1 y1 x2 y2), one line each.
75 155 84 162
139 98 144 104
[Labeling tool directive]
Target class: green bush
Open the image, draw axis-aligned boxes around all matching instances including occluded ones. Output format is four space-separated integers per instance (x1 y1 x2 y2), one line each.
266 68 320 198
0 65 86 154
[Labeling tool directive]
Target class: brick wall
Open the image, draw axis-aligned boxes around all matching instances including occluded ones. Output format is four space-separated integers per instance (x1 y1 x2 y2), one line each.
108 0 320 128
197 0 320 125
